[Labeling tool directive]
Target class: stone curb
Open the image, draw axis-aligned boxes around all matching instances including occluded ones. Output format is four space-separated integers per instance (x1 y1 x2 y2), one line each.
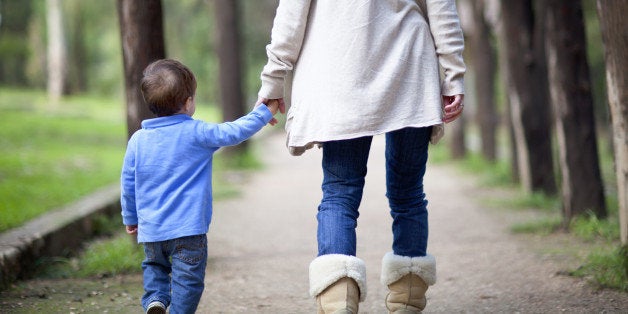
0 184 121 290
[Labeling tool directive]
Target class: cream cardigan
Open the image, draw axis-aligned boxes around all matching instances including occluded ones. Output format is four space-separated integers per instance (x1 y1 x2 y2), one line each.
259 0 465 155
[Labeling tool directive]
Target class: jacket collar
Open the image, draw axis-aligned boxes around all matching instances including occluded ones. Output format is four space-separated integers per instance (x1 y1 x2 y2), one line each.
141 114 192 129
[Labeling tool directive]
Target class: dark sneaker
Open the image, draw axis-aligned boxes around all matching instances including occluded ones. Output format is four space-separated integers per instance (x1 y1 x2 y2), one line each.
146 301 166 314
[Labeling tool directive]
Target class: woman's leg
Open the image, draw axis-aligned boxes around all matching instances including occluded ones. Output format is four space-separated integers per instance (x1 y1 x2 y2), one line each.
317 136 372 256
382 127 435 312
385 127 431 257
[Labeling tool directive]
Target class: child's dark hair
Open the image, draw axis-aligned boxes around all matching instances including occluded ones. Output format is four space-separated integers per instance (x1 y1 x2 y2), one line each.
141 59 197 117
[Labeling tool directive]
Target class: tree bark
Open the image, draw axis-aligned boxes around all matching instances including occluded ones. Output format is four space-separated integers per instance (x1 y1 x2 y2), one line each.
467 0 497 162
117 0 165 139
596 0 628 243
46 0 67 104
213 0 247 154
546 0 606 222
500 0 556 195
449 114 467 159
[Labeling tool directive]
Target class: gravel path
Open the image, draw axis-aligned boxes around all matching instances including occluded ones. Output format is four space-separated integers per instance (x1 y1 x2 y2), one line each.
197 132 628 313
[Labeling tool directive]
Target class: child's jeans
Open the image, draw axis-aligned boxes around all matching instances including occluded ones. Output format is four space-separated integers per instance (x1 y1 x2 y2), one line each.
317 126 431 257
141 234 207 314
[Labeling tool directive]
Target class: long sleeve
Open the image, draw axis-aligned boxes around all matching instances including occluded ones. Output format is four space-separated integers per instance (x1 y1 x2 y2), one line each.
120 136 138 226
258 0 312 99
203 105 273 147
425 0 466 95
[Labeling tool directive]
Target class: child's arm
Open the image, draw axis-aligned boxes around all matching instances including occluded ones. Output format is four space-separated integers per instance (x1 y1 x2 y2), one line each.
120 137 139 233
202 103 277 148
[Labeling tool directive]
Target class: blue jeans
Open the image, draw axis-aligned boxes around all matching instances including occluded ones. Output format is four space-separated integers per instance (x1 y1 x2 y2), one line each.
141 234 207 314
317 127 431 257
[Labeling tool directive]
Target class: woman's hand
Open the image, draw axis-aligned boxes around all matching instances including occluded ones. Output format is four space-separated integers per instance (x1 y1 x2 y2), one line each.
442 94 464 123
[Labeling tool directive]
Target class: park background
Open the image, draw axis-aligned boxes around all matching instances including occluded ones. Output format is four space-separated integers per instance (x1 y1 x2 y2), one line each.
0 0 626 312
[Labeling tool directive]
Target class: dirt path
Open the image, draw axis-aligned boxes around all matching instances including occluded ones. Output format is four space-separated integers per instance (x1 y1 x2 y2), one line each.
198 132 628 313
1 132 626 313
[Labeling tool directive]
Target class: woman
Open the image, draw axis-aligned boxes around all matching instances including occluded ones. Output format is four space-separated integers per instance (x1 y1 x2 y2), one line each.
257 0 465 312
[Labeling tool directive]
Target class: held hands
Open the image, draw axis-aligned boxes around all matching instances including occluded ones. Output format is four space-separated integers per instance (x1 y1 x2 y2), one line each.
256 96 286 126
442 94 464 124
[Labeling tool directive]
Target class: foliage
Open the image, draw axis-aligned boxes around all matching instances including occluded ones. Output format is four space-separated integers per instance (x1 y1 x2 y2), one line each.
36 232 143 279
570 246 628 291
77 234 144 277
511 216 562 236
571 212 620 242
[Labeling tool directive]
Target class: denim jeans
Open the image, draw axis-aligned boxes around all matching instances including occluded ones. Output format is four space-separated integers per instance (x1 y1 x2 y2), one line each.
317 127 431 257
141 234 207 314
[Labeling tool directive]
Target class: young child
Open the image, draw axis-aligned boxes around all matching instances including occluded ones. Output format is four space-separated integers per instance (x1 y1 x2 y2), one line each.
120 59 278 314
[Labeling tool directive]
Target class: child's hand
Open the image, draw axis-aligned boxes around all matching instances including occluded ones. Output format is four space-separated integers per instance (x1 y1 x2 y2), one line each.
256 96 285 126
266 99 280 115
126 225 138 235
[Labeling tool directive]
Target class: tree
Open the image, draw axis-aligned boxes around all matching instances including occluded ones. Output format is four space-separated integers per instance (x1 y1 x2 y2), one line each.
545 0 606 222
65 0 88 94
464 0 498 161
449 114 467 159
500 0 556 195
596 0 628 243
213 0 247 153
117 0 166 139
46 0 67 104
0 0 33 86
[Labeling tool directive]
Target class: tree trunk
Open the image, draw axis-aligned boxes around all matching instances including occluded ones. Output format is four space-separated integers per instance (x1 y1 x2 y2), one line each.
485 0 519 182
500 0 556 195
596 0 628 243
545 0 606 222
67 1 87 93
117 0 165 139
46 0 67 105
213 0 247 154
467 0 497 162
449 114 467 159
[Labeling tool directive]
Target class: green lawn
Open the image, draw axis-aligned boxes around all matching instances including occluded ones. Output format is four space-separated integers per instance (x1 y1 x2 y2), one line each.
0 89 127 232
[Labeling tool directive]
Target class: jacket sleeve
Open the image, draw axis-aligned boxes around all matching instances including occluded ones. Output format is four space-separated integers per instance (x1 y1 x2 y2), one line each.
120 136 138 226
258 0 312 99
203 105 273 148
425 0 466 96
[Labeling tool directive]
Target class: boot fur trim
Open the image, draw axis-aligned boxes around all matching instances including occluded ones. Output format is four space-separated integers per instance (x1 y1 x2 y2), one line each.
381 252 436 286
309 254 367 301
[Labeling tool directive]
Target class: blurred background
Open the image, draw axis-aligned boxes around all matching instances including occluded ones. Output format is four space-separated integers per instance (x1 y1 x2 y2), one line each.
0 0 626 295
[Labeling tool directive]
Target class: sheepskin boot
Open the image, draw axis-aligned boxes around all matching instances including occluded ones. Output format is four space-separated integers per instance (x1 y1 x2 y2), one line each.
309 254 367 314
381 252 436 313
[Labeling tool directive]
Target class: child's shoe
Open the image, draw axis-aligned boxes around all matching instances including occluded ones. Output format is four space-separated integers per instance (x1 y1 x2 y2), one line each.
146 300 166 314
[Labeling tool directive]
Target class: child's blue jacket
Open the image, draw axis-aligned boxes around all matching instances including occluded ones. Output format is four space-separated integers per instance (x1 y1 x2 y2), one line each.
121 105 272 243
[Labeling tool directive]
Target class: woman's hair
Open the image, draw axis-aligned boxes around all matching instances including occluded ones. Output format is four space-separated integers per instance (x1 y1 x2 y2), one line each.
140 59 197 117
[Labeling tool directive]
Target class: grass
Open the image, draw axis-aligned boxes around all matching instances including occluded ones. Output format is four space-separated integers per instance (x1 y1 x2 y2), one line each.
570 246 628 291
0 88 127 232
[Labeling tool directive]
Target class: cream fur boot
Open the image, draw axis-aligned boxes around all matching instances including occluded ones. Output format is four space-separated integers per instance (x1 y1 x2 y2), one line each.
309 254 367 314
381 252 436 313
